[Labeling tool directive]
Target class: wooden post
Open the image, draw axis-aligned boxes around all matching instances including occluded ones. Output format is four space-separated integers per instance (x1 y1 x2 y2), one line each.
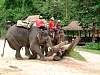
73 31 74 38
91 22 96 42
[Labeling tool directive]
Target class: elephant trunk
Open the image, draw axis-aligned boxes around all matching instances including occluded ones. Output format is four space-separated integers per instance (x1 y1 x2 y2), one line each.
46 36 53 48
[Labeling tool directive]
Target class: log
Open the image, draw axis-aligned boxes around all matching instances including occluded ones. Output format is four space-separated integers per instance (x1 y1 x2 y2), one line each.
47 41 68 56
47 36 80 56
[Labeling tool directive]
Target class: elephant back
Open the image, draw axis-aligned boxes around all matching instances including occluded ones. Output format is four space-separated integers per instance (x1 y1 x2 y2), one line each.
6 25 30 46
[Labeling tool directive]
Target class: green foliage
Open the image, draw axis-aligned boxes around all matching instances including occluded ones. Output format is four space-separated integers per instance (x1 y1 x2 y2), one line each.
77 46 100 55
85 42 100 50
0 0 100 37
0 27 7 37
0 0 5 8
78 0 100 27
61 18 70 27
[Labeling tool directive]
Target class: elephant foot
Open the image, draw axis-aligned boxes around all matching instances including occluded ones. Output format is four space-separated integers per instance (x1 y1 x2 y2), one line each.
25 52 31 57
16 57 23 60
15 55 23 60
53 55 61 61
40 57 47 61
29 54 37 59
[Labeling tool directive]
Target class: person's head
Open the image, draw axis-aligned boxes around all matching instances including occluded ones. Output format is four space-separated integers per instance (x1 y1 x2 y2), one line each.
50 17 54 21
57 20 61 23
39 16 43 19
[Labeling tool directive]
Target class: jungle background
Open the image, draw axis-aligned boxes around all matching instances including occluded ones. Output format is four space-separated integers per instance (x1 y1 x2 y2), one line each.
0 0 100 35
0 0 100 50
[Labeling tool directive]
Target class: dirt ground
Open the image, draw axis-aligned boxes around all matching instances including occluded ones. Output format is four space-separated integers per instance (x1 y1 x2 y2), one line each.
0 39 100 75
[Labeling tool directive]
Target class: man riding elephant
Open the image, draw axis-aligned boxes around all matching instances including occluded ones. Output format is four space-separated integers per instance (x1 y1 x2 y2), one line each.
1 25 52 61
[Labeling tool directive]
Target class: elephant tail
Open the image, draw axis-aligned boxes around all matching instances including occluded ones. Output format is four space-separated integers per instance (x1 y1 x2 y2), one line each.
1 38 7 57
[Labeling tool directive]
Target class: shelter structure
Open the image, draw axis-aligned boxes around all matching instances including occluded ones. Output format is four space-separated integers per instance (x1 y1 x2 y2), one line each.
62 21 83 39
62 21 83 31
62 21 100 45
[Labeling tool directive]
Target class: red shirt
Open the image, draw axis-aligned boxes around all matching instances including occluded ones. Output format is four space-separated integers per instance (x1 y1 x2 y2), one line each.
35 19 44 28
49 20 55 30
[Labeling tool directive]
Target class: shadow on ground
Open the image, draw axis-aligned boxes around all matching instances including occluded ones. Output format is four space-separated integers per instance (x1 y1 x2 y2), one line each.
69 50 86 61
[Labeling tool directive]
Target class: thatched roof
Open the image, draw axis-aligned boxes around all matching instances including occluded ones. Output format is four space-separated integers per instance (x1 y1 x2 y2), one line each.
62 21 83 30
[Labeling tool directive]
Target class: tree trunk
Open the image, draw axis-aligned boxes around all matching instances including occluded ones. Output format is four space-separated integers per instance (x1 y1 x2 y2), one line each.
65 0 68 18
47 36 80 56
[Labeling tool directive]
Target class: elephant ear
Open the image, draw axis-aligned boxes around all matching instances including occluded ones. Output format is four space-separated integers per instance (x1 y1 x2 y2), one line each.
37 30 48 43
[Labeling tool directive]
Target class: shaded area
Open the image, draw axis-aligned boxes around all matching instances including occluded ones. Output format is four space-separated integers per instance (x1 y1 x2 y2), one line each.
69 50 86 61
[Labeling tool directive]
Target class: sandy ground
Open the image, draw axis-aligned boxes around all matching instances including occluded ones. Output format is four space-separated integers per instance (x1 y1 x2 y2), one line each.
0 39 100 75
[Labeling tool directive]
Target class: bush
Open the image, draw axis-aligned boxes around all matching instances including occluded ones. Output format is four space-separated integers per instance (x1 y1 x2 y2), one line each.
0 7 33 37
0 27 6 37
85 42 100 50
61 18 70 27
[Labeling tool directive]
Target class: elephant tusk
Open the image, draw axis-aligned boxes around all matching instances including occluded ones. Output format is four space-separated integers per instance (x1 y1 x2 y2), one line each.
48 47 52 51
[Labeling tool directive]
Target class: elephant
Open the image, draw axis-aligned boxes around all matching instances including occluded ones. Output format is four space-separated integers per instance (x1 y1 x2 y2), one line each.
54 29 65 45
47 29 65 58
49 29 65 45
1 25 52 60
50 29 65 60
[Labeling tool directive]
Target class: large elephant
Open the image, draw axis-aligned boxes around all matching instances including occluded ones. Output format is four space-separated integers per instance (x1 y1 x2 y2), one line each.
49 29 65 45
54 29 64 44
50 29 65 60
1 25 52 60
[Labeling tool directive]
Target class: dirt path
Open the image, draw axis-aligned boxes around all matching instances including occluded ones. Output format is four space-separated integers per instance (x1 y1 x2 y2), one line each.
0 39 100 75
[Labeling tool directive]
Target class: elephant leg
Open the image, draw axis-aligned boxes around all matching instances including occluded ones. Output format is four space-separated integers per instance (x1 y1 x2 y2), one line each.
15 49 23 60
25 46 37 59
30 45 45 61
44 46 48 56
25 46 31 57
41 45 48 56
7 38 23 60
29 51 37 59
41 45 44 55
